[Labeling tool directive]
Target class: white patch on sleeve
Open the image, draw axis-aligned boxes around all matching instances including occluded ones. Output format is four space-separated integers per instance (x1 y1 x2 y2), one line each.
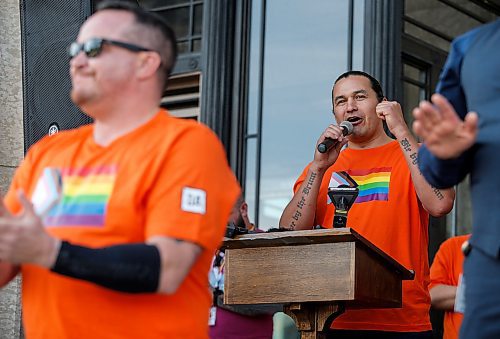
181 187 206 214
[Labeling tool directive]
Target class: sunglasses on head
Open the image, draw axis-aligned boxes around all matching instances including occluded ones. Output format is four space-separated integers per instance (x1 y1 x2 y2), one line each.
68 38 152 58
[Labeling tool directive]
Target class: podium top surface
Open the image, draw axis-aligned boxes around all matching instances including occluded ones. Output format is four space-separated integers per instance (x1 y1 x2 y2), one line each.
222 228 414 280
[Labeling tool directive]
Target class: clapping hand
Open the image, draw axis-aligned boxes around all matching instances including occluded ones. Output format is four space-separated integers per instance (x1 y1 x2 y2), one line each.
412 94 477 159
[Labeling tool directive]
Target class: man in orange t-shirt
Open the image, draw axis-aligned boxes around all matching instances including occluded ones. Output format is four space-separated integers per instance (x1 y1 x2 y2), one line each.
429 234 470 339
0 2 239 339
280 71 455 338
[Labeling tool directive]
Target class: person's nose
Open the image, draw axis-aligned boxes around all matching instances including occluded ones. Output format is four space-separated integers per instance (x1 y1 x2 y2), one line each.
70 51 88 72
346 97 357 112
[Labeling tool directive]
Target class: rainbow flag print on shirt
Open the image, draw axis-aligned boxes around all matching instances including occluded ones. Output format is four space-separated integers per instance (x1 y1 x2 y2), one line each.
44 166 117 227
348 167 391 203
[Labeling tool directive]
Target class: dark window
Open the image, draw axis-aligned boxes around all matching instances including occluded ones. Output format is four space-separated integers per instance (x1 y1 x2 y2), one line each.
137 0 203 75
402 60 429 138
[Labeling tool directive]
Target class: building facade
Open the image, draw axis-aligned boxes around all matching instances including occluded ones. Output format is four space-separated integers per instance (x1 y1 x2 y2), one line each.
0 0 498 337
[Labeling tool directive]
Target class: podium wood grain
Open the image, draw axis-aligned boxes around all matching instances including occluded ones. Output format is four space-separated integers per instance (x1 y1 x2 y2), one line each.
223 228 411 307
222 228 413 338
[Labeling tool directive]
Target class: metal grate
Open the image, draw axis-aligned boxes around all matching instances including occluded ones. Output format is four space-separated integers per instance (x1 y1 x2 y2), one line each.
20 0 93 152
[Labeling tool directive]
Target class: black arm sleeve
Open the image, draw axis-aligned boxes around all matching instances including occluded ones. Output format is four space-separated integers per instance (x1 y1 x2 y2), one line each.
51 241 161 293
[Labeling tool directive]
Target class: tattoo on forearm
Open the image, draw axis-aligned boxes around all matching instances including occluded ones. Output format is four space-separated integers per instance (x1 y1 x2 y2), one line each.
297 196 306 209
401 138 411 152
301 171 317 195
402 139 419 167
431 186 444 200
409 152 418 166
401 138 444 200
288 172 317 229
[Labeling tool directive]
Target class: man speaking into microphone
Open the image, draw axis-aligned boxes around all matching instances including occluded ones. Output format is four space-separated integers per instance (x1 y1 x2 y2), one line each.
317 120 353 153
280 71 455 338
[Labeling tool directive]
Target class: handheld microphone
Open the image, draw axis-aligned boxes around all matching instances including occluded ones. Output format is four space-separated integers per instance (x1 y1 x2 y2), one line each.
317 121 353 153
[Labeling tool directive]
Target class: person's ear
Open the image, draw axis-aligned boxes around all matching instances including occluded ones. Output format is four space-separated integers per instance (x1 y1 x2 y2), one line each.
136 52 161 80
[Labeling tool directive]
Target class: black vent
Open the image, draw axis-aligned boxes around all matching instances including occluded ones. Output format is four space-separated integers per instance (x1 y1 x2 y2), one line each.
20 1 93 152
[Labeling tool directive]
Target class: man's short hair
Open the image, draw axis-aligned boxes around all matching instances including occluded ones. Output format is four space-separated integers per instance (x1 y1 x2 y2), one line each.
332 70 385 103
96 1 178 89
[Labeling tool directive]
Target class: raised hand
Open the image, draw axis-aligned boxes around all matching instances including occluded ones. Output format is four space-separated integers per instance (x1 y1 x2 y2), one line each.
412 94 477 159
376 100 409 139
0 191 59 267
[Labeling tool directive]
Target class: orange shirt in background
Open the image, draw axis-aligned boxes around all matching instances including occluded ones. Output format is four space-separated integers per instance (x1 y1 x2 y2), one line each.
4 110 240 339
429 234 470 339
294 141 431 332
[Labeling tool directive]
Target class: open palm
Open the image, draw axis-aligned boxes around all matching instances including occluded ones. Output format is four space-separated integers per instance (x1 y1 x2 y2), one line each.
412 94 477 159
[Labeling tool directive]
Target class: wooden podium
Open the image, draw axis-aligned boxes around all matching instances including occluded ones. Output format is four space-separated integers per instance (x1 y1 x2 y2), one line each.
222 228 414 339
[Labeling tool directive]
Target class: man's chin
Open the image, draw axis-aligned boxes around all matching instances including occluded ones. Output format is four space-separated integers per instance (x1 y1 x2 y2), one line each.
70 90 89 107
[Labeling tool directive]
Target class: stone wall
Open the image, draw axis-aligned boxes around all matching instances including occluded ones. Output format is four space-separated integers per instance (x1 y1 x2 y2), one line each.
0 0 24 338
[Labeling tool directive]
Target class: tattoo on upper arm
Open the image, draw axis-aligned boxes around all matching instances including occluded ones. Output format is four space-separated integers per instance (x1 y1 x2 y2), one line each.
288 171 318 229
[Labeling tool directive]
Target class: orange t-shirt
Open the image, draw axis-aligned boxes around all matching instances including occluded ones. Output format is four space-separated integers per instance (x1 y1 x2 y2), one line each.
429 235 470 339
4 110 240 339
294 141 431 332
